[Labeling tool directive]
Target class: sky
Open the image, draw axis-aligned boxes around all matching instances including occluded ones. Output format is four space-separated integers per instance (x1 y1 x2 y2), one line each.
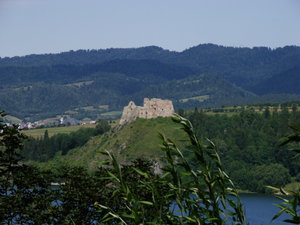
0 0 299 57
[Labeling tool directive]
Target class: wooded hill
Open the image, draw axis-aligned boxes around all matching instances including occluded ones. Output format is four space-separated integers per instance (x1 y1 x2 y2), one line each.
25 105 300 193
0 44 299 121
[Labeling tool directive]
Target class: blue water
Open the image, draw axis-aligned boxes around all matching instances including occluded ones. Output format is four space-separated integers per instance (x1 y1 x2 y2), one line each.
240 193 290 225
172 193 291 225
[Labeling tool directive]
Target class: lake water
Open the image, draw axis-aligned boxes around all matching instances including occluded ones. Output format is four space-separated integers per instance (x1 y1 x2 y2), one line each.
239 193 290 225
172 193 291 225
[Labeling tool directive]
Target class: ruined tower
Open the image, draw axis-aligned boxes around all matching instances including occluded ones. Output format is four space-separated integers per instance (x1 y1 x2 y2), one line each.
119 98 174 125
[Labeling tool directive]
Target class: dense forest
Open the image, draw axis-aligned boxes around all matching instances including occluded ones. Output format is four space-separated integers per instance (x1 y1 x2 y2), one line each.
186 105 300 193
0 44 299 121
250 66 300 95
1 45 299 88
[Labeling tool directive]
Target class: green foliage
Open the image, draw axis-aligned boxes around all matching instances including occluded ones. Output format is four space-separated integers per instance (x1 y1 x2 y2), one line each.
187 107 300 192
98 114 247 224
0 111 56 224
53 166 110 224
0 111 25 172
95 119 111 135
268 125 300 224
252 164 291 193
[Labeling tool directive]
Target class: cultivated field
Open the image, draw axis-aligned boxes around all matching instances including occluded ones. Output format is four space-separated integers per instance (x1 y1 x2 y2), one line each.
22 124 97 138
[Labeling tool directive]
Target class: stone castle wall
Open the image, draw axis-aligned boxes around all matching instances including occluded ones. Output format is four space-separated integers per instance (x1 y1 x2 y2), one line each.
119 98 174 125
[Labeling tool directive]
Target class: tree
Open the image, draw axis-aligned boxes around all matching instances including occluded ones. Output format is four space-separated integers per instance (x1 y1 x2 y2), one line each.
95 119 111 135
0 111 56 224
269 125 300 224
177 108 185 117
253 164 290 193
263 106 271 119
44 129 49 139
0 111 24 170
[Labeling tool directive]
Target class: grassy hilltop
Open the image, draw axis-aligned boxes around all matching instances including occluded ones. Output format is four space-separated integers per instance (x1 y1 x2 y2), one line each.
35 117 188 171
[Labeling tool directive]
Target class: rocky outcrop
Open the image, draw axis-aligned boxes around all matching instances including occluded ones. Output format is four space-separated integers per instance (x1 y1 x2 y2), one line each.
119 98 174 125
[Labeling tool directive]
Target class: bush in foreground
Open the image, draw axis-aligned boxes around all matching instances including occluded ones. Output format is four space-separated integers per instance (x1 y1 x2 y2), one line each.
98 114 247 224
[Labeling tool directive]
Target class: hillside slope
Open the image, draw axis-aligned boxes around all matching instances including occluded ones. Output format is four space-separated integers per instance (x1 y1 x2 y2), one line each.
38 117 189 171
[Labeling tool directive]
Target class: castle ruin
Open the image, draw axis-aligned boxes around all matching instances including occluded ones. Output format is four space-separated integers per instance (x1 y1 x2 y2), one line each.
119 98 174 125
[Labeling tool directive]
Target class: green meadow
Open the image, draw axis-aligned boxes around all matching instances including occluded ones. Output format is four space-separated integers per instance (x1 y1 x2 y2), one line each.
22 124 96 138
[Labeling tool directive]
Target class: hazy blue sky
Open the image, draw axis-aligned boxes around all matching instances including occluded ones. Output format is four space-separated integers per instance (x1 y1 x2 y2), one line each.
0 0 299 57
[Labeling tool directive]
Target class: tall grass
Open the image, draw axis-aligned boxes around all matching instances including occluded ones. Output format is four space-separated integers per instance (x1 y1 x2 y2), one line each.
98 114 247 224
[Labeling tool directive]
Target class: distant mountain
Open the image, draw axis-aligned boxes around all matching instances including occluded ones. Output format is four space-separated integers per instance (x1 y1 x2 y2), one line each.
0 72 255 120
176 45 300 88
95 59 197 80
0 46 174 67
0 59 196 87
0 44 300 120
249 66 300 95
132 74 256 108
1 44 299 87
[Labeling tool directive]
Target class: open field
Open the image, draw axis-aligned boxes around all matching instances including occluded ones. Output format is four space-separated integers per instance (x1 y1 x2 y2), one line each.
179 95 210 103
22 124 97 138
202 104 300 115
4 115 22 124
65 80 94 87
99 110 122 118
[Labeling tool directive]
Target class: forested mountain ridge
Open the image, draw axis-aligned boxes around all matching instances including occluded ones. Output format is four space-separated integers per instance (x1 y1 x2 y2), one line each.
0 72 254 120
0 59 197 87
249 66 300 95
0 44 299 121
1 44 299 86
178 45 300 87
0 46 173 67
